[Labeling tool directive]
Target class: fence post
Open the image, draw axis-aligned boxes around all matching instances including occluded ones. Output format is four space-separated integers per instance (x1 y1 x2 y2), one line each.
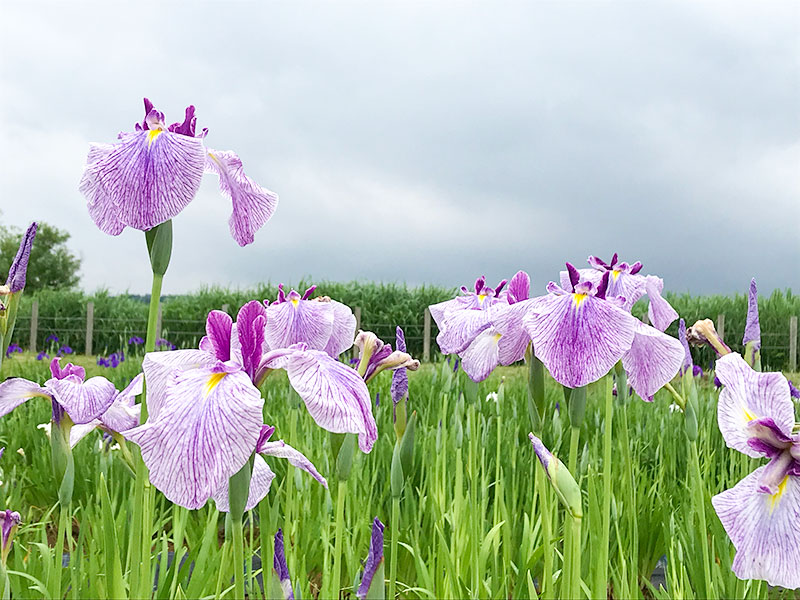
156 304 163 342
790 316 797 372
354 306 362 333
423 307 431 363
85 301 94 356
717 313 725 343
29 299 38 353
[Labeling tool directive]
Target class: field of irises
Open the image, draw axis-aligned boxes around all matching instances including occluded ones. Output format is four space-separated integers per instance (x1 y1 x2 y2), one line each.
0 97 797 599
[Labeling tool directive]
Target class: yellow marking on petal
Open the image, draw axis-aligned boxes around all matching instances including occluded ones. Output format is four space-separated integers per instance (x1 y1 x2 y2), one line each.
493 333 502 342
573 293 588 308
478 294 487 304
612 270 621 281
743 407 756 422
147 129 162 147
203 372 227 397
290 298 299 307
769 475 789 513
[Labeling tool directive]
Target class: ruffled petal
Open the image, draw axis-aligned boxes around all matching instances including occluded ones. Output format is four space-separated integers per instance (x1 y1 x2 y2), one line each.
258 439 328 488
45 376 117 424
80 131 206 234
460 329 501 382
124 366 264 509
608 272 646 310
429 297 463 331
559 268 602 291
711 467 800 589
435 308 492 355
523 293 636 388
205 149 279 247
322 301 357 358
265 299 334 352
716 353 795 458
212 453 276 513
285 350 377 453
0 378 49 418
494 300 539 365
621 320 684 402
142 349 217 421
645 276 678 332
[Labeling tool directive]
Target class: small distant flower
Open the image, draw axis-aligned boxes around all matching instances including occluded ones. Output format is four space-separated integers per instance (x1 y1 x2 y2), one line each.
108 354 120 368
485 392 499 403
128 336 144 345
45 335 59 343
5 222 37 293
4 344 22 358
453 357 460 373
155 338 176 350
788 380 800 399
15 449 23 458
693 365 704 378
36 351 49 361
374 392 380 408
80 98 278 246
97 357 110 367
57 346 73 356
669 403 683 413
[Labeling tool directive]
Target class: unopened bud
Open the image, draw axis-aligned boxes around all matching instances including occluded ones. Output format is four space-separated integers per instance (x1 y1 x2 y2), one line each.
529 433 582 519
687 319 731 357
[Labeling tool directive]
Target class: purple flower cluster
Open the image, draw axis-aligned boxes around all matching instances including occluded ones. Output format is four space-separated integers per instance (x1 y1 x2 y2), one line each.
36 351 49 361
4 344 22 359
128 336 145 346
155 338 176 351
97 352 125 369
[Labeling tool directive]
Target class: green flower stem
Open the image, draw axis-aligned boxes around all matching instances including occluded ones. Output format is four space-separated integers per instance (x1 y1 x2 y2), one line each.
690 440 714 600
536 468 555 600
232 519 245 600
567 513 582 600
330 478 347 599
388 495 400 600
50 502 70 599
594 374 614 600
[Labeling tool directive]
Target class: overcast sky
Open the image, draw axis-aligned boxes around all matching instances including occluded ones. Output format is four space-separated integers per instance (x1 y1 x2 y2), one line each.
1 1 798 297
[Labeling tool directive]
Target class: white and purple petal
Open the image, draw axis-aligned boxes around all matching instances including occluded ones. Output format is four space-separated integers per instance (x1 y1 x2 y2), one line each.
125 365 264 509
712 467 800 589
205 149 279 247
322 300 357 358
284 350 377 453
523 293 636 388
435 308 492 355
212 453 276 513
460 329 501 382
644 276 678 332
235 301 268 379
0 379 50 418
265 298 334 352
716 353 795 458
621 321 684 402
45 375 117 425
142 349 217 421
80 130 206 234
258 438 328 488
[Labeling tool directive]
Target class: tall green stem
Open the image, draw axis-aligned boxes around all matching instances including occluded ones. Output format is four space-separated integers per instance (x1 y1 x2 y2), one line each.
232 519 245 599
690 441 714 599
50 502 70 598
594 375 614 600
537 469 554 600
388 496 400 600
330 479 347 599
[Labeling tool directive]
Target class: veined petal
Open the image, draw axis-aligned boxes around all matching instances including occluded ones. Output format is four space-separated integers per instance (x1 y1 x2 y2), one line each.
523 293 636 388
712 467 800 589
6 222 37 292
212 453 276 513
142 349 216 421
645 276 678 331
322 300 357 358
70 420 101 448
559 268 602 291
285 350 377 453
460 329 501 382
621 320 684 402
236 301 268 379
258 439 328 487
45 375 117 424
80 130 206 233
505 270 530 303
205 310 233 362
265 299 334 351
716 353 795 458
356 518 386 600
436 308 492 355
494 299 539 365
609 272 646 311
428 297 463 331
124 367 264 509
0 379 50 418
205 149 279 247
117 373 144 406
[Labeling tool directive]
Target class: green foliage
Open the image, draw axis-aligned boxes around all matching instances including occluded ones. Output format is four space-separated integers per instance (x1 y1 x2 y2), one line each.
0 222 80 292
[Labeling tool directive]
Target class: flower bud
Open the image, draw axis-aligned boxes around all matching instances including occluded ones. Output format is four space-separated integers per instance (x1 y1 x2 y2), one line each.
529 433 582 519
0 510 20 565
687 319 731 357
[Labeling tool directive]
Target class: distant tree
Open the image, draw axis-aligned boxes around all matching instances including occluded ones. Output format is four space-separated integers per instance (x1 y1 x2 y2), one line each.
0 222 81 292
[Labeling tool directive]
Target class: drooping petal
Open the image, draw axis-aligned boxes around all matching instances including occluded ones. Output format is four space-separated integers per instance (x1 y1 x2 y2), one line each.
356 518 386 600
435 308 492 355
460 329 501 382
205 310 233 362
49 358 85 381
711 467 800 590
142 349 217 421
236 301 267 379
205 149 279 247
645 276 678 331
428 297 464 331
494 299 539 365
0 379 50 418
322 300 357 358
6 222 37 292
45 375 117 424
265 298 334 352
621 320 684 402
258 439 328 488
716 353 795 458
80 130 206 234
69 420 101 448
523 293 636 388
212 453 276 513
124 366 264 509
284 350 377 453
609 272 646 311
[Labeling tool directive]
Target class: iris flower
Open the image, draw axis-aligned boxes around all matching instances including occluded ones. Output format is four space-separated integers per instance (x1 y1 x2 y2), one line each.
4 222 37 294
711 353 800 589
264 284 356 358
124 301 376 509
80 98 278 246
356 517 386 600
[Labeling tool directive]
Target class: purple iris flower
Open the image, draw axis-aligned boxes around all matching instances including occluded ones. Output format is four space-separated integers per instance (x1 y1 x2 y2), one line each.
79 98 278 247
356 517 385 600
5 222 37 293
390 327 409 406
45 334 59 343
108 353 120 368
97 357 110 367
36 351 49 361
524 264 684 399
354 331 420 383
711 353 800 589
68 375 144 448
789 381 800 399
57 346 73 356
156 338 176 350
124 301 375 510
560 254 679 332
4 344 22 358
0 357 121 427
692 365 704 378
264 284 356 358
128 336 145 346
743 278 761 351
0 509 20 565
273 529 294 600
